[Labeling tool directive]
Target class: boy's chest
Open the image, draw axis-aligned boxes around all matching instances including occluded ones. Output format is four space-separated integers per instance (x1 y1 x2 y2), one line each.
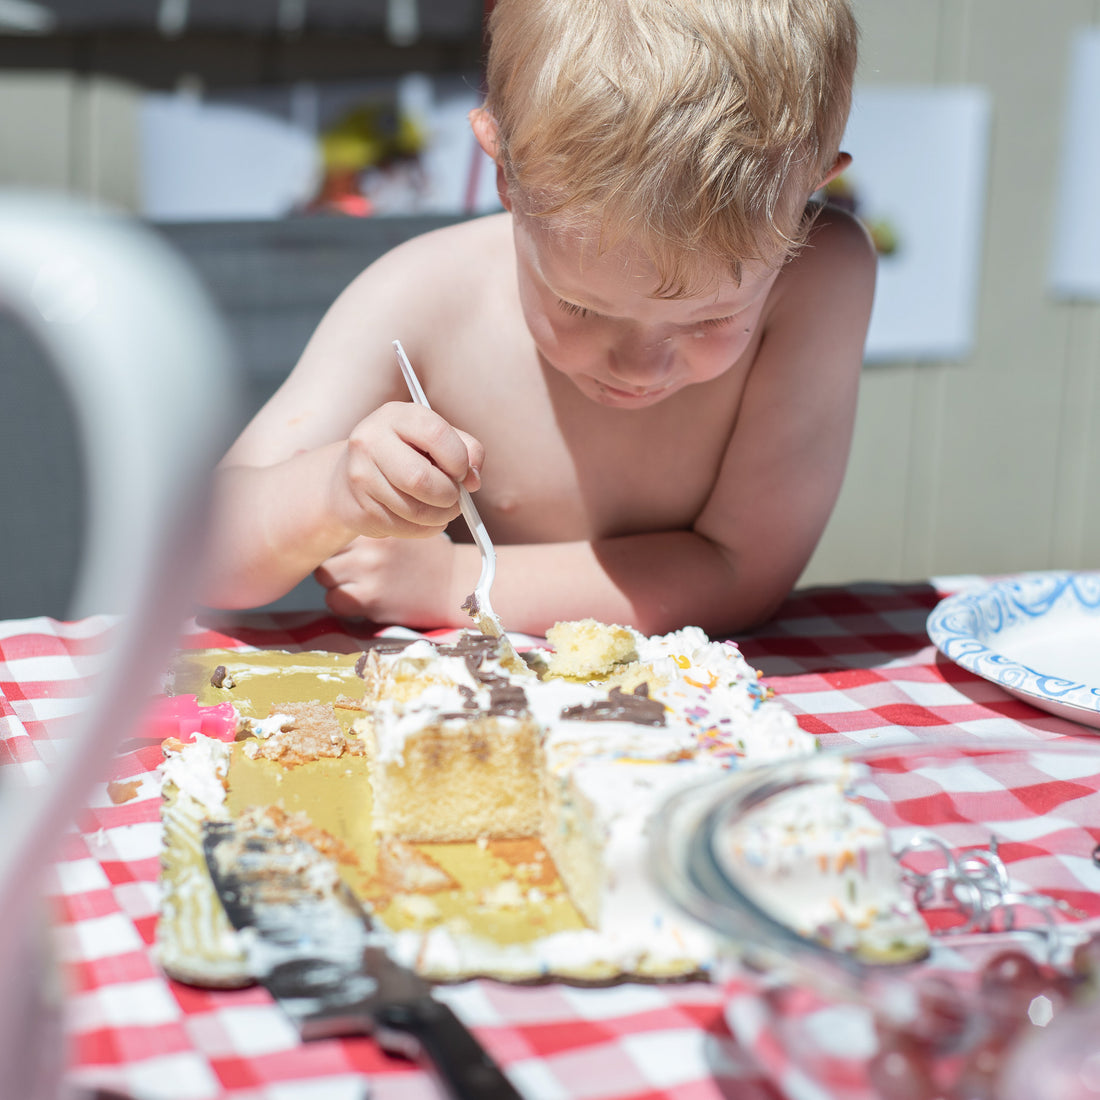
441 372 743 545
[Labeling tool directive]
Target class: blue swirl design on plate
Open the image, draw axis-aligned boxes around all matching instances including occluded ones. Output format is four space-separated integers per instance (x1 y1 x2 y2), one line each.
927 572 1100 716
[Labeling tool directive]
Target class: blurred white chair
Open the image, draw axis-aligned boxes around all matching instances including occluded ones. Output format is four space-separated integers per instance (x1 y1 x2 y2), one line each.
0 193 239 1099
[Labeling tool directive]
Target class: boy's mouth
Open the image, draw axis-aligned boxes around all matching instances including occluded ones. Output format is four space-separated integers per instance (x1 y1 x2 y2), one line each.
595 381 674 405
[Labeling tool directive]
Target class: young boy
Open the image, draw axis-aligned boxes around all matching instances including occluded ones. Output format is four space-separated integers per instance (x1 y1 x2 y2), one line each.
201 0 874 638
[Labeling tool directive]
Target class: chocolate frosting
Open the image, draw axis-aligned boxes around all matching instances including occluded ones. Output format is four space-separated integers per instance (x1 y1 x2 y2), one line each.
357 631 531 717
560 684 666 726
354 638 418 677
479 672 530 717
439 632 500 669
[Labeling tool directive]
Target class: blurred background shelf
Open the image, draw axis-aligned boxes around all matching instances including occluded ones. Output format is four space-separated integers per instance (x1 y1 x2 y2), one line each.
0 0 486 86
154 214 470 413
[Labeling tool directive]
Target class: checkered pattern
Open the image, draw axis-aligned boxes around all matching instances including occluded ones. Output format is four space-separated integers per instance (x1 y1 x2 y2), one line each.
2 577 1097 1100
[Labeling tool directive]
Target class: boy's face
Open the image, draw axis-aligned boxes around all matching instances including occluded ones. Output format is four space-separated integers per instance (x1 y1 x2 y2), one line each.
511 213 781 410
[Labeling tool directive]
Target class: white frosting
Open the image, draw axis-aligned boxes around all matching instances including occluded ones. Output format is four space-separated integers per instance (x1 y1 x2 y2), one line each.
391 639 442 664
372 705 528 765
364 649 511 764
159 734 231 815
245 712 295 740
717 780 925 952
388 912 720 981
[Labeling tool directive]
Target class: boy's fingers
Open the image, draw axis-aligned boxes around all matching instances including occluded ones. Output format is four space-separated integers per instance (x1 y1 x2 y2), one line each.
454 429 485 490
363 489 458 536
380 402 474 485
394 444 465 509
388 404 485 495
346 403 483 533
344 444 462 536
371 463 464 528
412 416 478 486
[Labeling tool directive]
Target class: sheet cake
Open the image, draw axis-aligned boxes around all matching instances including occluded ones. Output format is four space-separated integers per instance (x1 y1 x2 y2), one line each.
155 620 924 985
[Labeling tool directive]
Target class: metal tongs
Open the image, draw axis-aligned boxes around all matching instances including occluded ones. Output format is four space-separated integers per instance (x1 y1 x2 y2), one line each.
392 340 527 673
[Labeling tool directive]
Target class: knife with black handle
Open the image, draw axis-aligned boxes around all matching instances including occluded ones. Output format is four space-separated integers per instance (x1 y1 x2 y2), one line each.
202 818 523 1100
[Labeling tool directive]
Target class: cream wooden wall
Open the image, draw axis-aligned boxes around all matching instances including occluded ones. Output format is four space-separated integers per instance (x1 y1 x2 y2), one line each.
0 72 139 208
801 0 1100 586
2 0 1099 590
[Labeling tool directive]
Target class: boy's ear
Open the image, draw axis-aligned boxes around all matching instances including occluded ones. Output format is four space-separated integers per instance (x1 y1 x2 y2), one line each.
815 151 852 192
469 107 513 212
469 107 499 158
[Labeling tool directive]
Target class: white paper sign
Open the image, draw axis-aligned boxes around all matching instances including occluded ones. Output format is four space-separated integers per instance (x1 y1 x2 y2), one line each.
1048 28 1100 299
138 77 499 223
139 93 320 222
839 86 992 362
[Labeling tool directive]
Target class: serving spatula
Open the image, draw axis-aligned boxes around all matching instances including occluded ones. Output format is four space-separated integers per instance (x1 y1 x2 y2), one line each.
202 818 522 1100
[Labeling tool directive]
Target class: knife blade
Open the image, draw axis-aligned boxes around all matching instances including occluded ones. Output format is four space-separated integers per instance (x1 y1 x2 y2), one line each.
202 818 522 1100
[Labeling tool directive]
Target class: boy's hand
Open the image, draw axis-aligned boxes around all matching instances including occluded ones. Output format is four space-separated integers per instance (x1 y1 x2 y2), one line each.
314 533 457 626
335 402 483 540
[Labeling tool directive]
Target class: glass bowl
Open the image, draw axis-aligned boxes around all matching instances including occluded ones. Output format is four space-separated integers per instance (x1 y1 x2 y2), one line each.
651 740 1100 1100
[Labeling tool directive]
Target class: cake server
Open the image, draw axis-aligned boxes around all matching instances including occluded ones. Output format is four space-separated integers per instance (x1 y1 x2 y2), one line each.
392 339 527 672
202 819 522 1100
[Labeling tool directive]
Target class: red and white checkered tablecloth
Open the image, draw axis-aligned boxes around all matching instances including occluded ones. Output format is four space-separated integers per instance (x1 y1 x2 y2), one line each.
2 577 1098 1100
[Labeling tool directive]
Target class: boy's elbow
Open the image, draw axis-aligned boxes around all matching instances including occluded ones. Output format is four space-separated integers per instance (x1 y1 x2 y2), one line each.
627 564 789 640
194 580 257 612
195 563 292 612
696 594 785 639
694 543 796 638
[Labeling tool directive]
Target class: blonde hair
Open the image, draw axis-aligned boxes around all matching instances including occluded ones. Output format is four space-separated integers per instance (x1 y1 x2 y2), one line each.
484 0 858 295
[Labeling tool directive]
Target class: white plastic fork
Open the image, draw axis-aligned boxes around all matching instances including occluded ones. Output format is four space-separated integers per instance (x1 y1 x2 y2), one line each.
392 339 527 670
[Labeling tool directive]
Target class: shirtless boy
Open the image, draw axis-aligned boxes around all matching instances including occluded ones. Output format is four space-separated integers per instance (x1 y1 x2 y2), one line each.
201 0 875 637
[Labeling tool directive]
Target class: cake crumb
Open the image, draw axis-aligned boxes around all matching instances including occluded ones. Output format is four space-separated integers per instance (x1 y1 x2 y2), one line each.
391 893 442 927
251 702 367 766
544 619 638 679
479 879 526 909
333 693 366 714
376 837 457 894
237 804 359 866
107 779 141 804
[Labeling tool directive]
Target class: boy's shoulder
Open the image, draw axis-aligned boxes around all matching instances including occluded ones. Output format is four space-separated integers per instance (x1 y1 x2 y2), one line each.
381 211 512 270
334 212 514 339
362 212 513 301
798 203 876 273
769 203 876 311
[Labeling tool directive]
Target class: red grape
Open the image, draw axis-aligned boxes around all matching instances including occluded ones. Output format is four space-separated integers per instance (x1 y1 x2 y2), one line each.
867 1044 941 1100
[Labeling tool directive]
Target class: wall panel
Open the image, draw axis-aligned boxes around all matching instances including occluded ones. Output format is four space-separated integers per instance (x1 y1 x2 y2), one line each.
803 0 1100 587
0 72 74 192
803 0 942 585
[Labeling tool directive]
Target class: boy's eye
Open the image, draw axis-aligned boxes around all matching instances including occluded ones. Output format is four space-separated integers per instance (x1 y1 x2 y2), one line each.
555 299 736 328
557 299 591 319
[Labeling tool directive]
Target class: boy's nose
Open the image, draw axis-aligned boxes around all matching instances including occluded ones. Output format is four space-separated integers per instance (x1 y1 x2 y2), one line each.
607 334 675 386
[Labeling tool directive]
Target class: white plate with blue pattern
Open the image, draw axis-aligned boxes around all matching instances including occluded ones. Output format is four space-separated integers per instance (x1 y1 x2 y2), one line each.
927 572 1100 729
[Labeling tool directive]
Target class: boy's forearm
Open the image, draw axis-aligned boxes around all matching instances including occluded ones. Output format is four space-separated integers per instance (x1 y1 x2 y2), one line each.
200 445 355 608
467 531 776 637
